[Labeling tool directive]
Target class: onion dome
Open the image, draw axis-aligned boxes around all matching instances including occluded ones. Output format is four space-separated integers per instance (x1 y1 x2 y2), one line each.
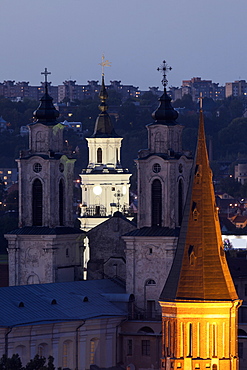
151 60 178 125
92 75 119 138
152 89 178 124
33 68 59 125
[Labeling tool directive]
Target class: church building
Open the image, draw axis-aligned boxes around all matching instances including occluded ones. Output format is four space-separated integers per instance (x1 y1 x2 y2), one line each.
123 61 193 316
79 73 131 232
159 104 241 370
5 70 85 286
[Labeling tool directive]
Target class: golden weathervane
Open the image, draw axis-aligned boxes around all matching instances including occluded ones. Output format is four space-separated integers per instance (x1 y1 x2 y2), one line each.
99 54 111 76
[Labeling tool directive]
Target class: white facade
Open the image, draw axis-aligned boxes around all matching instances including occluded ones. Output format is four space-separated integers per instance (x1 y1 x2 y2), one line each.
1 318 122 369
79 135 131 232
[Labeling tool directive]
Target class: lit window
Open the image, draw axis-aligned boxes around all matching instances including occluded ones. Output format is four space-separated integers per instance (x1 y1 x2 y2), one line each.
3 176 7 180
0 171 3 175
7 171 11 174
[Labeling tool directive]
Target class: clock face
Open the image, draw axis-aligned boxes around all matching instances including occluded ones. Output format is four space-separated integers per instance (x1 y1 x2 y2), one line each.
93 185 102 195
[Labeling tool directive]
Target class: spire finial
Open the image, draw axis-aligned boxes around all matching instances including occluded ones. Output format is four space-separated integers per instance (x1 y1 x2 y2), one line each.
99 54 111 76
157 60 172 89
41 68 51 94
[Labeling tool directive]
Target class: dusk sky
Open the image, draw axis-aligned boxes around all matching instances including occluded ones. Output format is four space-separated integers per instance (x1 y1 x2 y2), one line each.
0 0 246 90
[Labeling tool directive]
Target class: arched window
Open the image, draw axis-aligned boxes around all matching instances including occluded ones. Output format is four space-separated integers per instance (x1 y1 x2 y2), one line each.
62 340 72 369
138 326 154 334
97 148 102 163
15 345 27 365
27 273 40 285
155 132 162 152
36 131 43 152
151 179 162 226
59 179 64 226
38 343 48 358
146 279 156 286
32 179 42 226
90 338 99 364
178 179 183 226
188 323 192 357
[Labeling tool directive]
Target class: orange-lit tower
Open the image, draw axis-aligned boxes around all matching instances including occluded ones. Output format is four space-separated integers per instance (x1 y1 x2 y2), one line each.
159 102 242 370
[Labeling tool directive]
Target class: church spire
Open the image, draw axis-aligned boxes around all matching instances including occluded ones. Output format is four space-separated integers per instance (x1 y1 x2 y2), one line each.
160 102 238 302
92 57 118 138
151 60 178 124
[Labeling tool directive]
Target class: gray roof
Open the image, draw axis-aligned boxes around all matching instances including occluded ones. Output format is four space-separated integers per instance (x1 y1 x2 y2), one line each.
6 226 85 235
124 226 180 237
0 280 126 328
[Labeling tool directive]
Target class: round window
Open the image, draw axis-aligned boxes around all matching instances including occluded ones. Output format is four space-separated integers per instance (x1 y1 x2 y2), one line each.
59 163 64 173
33 163 42 173
152 163 161 173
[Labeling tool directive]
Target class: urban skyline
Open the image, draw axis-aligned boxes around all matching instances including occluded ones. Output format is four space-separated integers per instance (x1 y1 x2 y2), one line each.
0 0 247 90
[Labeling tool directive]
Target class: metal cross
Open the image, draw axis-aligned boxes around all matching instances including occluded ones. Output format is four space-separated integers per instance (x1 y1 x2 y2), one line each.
99 54 111 76
157 60 172 88
41 68 51 84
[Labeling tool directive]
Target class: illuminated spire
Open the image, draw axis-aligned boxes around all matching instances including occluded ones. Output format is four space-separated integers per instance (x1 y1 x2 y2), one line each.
160 102 238 301
92 57 118 137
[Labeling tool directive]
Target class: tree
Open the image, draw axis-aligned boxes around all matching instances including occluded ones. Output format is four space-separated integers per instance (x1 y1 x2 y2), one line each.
0 354 55 370
0 353 23 370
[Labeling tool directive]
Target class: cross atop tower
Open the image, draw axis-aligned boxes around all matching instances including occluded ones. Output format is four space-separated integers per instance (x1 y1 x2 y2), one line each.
157 60 172 88
41 68 51 84
41 68 51 94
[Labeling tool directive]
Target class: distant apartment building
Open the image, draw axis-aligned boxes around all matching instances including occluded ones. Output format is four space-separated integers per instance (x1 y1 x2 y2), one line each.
169 77 225 102
235 161 247 185
108 80 140 100
225 80 247 98
0 81 58 102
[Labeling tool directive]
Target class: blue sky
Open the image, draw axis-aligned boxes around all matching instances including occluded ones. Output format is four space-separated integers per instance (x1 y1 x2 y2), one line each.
0 0 246 90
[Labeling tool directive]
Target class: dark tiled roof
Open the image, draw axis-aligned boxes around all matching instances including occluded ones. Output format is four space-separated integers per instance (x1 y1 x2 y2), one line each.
124 226 180 237
6 226 85 235
0 279 126 327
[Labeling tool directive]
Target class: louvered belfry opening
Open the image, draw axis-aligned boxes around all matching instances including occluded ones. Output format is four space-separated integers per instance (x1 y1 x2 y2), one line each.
151 179 162 226
32 179 43 226
59 179 64 226
97 148 102 163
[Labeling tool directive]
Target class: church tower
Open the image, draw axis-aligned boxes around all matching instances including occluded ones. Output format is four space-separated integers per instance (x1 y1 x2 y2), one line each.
6 69 85 286
79 73 131 231
123 62 193 314
137 61 192 229
159 105 241 370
